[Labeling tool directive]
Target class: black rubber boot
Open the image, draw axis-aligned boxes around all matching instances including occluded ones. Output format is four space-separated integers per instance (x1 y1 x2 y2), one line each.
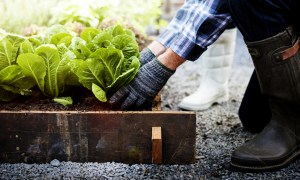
238 71 271 133
231 26 300 171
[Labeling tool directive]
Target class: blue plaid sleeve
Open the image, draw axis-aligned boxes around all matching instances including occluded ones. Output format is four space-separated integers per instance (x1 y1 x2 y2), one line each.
157 0 232 61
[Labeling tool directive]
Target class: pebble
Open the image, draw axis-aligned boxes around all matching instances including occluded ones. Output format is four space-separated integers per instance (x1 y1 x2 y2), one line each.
50 159 60 167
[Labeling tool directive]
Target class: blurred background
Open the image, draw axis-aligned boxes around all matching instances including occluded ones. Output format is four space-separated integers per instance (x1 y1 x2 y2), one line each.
0 0 185 35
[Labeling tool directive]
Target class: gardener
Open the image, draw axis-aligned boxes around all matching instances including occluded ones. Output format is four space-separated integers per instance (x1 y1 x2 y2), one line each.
109 0 300 171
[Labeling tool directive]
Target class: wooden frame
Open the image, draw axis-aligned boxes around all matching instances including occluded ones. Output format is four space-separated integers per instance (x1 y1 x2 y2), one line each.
0 110 196 164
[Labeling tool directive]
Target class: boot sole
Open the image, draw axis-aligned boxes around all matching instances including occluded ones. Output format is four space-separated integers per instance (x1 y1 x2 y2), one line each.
230 149 300 172
178 94 228 111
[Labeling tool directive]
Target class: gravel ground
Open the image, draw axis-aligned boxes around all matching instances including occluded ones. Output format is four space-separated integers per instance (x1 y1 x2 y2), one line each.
1 31 300 180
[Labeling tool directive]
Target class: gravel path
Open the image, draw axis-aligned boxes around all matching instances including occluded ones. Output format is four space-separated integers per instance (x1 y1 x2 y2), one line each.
1 31 300 179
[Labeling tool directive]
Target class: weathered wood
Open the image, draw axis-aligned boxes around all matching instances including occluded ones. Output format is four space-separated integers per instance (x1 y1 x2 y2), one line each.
0 111 196 164
152 127 162 164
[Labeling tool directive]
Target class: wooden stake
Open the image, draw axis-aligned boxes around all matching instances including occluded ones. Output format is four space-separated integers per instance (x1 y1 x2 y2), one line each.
152 127 162 164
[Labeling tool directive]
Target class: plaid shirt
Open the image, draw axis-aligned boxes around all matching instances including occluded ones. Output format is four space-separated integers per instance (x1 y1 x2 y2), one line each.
157 0 232 61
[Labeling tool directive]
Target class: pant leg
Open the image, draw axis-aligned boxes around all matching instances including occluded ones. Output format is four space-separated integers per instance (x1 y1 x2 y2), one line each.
238 70 271 133
227 0 299 131
227 0 300 41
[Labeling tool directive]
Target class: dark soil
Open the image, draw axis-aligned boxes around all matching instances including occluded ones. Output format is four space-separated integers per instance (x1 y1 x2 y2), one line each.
0 87 155 111
0 87 112 111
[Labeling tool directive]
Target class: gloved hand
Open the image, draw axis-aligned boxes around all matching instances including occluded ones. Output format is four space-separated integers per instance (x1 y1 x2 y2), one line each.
109 58 175 110
140 48 156 66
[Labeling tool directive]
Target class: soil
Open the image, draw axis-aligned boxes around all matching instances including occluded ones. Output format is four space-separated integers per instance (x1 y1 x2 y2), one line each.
0 86 156 111
0 87 111 111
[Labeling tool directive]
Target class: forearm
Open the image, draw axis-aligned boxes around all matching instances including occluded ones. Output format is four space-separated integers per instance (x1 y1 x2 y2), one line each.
157 49 185 71
147 41 166 57
145 41 185 71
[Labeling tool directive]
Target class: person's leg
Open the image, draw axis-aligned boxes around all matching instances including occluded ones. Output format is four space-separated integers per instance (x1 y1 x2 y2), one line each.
238 70 271 133
178 28 237 111
228 0 299 41
228 0 300 171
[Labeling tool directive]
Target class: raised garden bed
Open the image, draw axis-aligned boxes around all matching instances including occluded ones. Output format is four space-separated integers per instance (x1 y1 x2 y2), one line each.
0 89 196 165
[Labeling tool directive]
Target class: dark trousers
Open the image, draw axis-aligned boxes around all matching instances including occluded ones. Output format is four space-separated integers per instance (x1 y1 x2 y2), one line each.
226 0 300 132
227 0 299 41
238 71 271 132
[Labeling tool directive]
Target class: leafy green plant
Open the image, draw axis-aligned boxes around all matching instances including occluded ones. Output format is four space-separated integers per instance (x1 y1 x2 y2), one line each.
0 24 140 105
17 44 75 97
0 34 33 101
12 26 78 105
70 25 140 102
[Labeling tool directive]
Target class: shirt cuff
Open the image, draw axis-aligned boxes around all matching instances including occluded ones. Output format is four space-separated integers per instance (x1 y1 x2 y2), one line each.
156 29 179 49
157 29 206 61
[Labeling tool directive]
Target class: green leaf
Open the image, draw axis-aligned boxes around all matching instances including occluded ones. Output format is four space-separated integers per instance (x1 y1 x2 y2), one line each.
92 83 107 102
112 25 125 37
57 43 76 62
128 56 140 71
50 32 73 46
35 44 69 97
105 25 135 38
53 96 73 106
120 53 140 73
67 59 84 86
76 58 106 90
5 34 26 61
112 35 139 60
57 44 79 86
19 40 34 54
87 32 113 51
17 53 46 92
107 68 136 92
0 84 31 96
80 28 100 43
65 72 81 86
28 36 42 48
43 25 70 43
69 37 91 59
69 59 84 74
0 65 24 85
92 32 113 47
124 29 136 37
90 46 124 86
0 38 13 70
108 56 140 93
12 77 36 90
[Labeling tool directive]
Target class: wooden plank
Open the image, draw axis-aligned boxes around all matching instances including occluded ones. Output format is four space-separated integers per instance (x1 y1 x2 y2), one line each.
0 111 196 164
152 127 162 164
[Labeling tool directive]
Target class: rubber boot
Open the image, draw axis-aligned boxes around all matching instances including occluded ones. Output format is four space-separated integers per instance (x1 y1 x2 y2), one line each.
178 28 237 111
231 26 300 171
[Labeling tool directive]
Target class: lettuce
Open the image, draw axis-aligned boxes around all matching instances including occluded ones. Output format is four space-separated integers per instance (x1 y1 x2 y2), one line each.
71 25 140 102
15 26 79 102
17 44 76 97
0 24 140 104
0 35 33 101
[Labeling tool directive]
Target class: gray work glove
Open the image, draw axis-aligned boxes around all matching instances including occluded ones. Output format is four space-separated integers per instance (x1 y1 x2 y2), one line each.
109 58 175 110
140 48 156 66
